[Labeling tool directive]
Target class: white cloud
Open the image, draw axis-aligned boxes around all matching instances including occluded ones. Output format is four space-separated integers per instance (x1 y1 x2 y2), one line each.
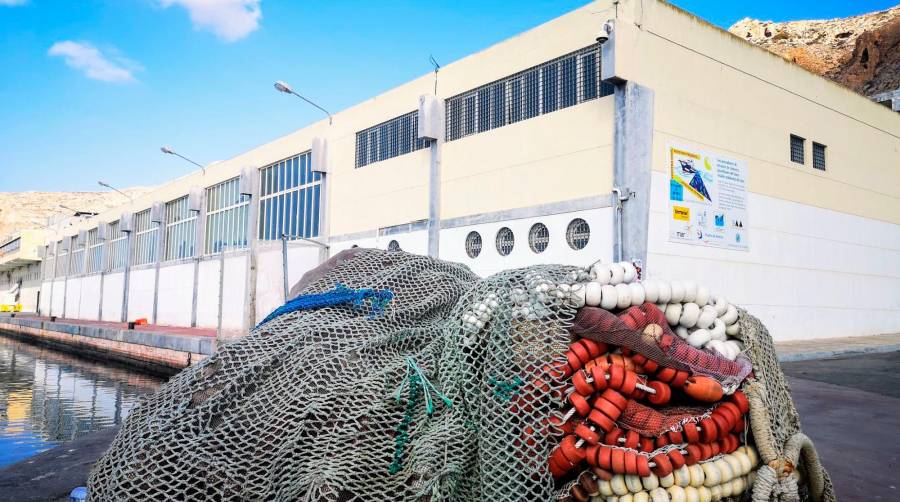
161 0 261 42
0 0 28 6
48 41 141 83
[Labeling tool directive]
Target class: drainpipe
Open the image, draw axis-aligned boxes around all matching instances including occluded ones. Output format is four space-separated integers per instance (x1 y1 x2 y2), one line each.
418 95 444 258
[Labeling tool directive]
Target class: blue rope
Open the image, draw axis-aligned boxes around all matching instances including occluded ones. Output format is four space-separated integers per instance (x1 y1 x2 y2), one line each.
256 283 394 328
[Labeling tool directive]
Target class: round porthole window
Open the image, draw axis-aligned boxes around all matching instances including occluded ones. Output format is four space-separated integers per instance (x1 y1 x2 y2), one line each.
465 231 482 258
387 240 401 252
495 227 514 256
566 218 590 250
528 223 549 253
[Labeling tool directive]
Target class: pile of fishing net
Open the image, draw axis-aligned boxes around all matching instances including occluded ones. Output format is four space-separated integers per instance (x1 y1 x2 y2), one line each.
86 249 834 501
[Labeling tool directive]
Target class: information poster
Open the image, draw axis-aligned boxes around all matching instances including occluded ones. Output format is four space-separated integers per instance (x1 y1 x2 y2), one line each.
667 143 749 251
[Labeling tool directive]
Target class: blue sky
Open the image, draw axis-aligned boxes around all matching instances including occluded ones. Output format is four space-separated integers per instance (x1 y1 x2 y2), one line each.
1 0 896 192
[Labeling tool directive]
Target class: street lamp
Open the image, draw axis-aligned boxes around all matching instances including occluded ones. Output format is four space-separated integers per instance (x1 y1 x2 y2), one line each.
98 180 133 202
161 146 206 174
274 80 333 124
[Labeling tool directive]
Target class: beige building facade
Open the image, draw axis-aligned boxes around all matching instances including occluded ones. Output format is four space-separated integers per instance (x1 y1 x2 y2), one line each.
8 0 896 341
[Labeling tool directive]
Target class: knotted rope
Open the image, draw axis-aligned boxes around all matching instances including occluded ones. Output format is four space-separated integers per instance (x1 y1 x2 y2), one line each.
257 283 394 327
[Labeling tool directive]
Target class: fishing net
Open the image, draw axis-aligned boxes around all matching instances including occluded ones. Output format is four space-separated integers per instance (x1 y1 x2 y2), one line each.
86 249 832 502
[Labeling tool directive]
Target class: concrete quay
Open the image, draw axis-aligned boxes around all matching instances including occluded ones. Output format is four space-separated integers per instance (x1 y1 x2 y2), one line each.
0 313 215 376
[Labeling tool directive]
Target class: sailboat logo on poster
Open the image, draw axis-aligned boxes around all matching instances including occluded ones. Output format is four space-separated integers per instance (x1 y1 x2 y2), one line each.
668 143 749 251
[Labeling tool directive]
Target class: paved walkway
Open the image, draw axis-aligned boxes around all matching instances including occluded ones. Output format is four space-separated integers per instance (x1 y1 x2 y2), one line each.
4 314 216 338
775 332 900 362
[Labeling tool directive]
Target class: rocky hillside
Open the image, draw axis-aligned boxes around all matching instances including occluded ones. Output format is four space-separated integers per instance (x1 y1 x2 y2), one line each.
729 6 900 96
0 188 153 240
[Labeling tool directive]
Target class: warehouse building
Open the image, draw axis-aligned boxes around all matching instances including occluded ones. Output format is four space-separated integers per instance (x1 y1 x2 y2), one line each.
9 0 898 340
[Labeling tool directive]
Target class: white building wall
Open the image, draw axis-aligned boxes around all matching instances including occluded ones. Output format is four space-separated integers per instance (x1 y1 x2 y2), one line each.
441 209 615 278
38 282 51 315
77 274 102 321
50 279 65 317
19 281 41 312
156 262 195 327
101 272 125 322
646 172 900 341
196 254 248 331
64 276 82 318
127 268 155 322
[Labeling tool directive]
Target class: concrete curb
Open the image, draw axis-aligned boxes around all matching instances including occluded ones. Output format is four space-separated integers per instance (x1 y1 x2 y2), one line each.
777 343 900 363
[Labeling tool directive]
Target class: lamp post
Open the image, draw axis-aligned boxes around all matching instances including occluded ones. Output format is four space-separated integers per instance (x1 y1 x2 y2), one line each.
274 81 333 124
97 181 133 202
161 146 206 174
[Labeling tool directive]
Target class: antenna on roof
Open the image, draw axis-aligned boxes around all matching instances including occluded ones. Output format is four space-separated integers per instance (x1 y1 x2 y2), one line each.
429 55 440 95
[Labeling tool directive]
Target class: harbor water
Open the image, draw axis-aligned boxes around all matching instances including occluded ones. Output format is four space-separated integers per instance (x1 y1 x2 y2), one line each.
0 333 163 468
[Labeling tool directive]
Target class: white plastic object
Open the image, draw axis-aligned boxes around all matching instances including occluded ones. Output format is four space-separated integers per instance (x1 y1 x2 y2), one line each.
601 284 618 310
722 304 739 325
710 318 726 340
687 465 705 487
697 486 712 502
665 304 683 326
598 479 614 497
725 322 741 336
683 486 700 502
642 473 660 491
694 286 710 307
687 329 711 348
633 492 650 502
611 474 629 495
615 283 632 309
715 458 734 483
673 466 691 487
610 263 626 285
593 263 613 285
622 262 638 283
701 462 721 487
675 326 690 339
643 279 660 303
724 453 743 478
667 485 687 502
705 339 727 358
585 282 603 307
659 473 675 488
657 281 672 304
679 303 701 328
571 284 587 308
670 281 686 303
682 281 698 303
629 282 646 307
713 296 729 316
695 306 717 330
649 487 669 502
625 475 643 493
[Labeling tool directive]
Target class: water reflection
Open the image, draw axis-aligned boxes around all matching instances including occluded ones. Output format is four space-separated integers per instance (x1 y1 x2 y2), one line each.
0 334 163 468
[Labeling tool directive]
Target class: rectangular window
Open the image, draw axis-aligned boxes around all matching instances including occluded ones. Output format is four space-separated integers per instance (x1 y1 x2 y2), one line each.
54 240 68 277
205 177 250 254
790 134 805 164
258 151 323 240
0 237 20 258
812 142 826 171
354 110 433 168
164 196 198 260
70 235 84 275
445 45 611 142
86 228 103 274
106 221 127 271
131 209 158 265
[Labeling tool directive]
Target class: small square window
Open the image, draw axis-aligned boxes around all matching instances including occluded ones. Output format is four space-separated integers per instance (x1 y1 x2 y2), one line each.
790 135 805 164
812 142 826 171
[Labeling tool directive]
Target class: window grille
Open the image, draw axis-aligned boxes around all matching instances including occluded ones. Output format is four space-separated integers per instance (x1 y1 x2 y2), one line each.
54 239 68 277
528 223 550 253
165 196 198 260
258 151 323 241
70 235 85 275
86 228 103 274
496 227 515 256
446 46 613 142
205 177 250 254
465 231 482 258
106 221 128 271
790 135 805 164
387 240 401 252
355 111 433 168
43 245 55 279
566 218 591 250
812 142 826 171
132 209 159 265
0 238 20 257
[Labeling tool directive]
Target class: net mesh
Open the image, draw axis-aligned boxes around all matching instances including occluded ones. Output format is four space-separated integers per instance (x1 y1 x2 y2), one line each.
86 249 832 502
